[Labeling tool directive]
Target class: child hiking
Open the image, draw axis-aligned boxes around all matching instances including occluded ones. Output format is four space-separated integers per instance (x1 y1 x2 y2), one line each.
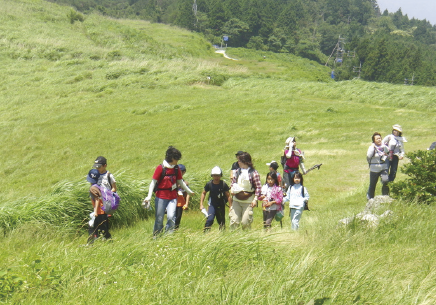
175 164 190 230
87 156 117 243
284 172 309 230
259 171 284 230
200 166 232 232
142 146 194 236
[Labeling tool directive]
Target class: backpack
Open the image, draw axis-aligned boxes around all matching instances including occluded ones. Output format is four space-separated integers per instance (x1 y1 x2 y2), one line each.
233 168 256 190
94 184 120 214
153 164 179 193
206 180 228 205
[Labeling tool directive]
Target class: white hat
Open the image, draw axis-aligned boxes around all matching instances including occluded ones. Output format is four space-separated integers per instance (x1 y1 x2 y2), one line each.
266 161 279 170
211 166 222 176
392 124 402 133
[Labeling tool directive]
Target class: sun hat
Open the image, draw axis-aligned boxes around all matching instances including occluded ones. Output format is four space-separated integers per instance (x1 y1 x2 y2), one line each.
392 124 402 133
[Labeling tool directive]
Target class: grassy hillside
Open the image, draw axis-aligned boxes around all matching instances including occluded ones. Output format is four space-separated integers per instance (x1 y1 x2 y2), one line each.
1 0 436 303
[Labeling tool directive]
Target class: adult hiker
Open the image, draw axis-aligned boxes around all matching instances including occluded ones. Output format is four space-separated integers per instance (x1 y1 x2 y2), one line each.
142 146 194 236
383 124 407 182
281 136 306 191
367 132 389 199
229 152 262 230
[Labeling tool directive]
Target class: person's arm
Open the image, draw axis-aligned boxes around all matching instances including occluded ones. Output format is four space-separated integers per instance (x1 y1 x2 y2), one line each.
303 187 310 202
251 171 262 207
177 179 194 195
199 190 207 210
111 182 117 193
142 179 157 209
225 191 232 208
299 162 307 175
367 145 376 163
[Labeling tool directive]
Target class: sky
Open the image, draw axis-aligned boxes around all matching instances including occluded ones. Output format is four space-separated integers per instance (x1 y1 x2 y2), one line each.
376 0 436 26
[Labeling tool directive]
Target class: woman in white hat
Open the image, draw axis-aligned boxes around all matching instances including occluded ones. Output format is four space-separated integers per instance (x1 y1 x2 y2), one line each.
383 124 407 182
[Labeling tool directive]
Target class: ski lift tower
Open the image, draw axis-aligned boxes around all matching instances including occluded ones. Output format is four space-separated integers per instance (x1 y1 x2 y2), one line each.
192 0 198 26
325 36 346 68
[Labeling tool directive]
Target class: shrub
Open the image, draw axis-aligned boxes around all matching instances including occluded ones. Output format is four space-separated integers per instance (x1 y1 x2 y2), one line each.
67 9 84 24
391 150 436 204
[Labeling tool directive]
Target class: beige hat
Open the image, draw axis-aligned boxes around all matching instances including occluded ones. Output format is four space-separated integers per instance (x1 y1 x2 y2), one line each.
392 124 402 132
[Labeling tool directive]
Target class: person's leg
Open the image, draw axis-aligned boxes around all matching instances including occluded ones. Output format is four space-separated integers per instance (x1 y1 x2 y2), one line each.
264 210 277 229
380 169 390 196
388 155 399 182
204 205 216 231
175 206 183 229
215 204 226 230
367 171 380 199
290 207 304 230
230 200 242 230
165 199 177 232
154 197 169 235
241 202 253 229
263 210 268 228
283 172 291 191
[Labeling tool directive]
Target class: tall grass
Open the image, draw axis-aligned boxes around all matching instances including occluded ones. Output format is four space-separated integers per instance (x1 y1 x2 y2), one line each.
1 0 436 302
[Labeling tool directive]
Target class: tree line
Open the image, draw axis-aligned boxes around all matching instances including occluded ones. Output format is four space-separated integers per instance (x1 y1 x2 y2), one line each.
49 0 436 85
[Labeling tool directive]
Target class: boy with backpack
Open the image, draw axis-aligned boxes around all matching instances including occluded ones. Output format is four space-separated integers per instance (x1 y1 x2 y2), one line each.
200 166 232 231
142 146 194 236
87 156 118 243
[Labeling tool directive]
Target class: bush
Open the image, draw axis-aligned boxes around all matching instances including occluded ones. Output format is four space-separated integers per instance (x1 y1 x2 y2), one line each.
391 150 436 204
67 9 84 24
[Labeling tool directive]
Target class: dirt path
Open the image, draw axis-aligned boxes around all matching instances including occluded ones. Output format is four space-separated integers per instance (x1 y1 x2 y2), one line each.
215 49 238 61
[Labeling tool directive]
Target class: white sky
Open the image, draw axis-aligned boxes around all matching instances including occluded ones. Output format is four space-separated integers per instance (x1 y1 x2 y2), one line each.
377 0 436 26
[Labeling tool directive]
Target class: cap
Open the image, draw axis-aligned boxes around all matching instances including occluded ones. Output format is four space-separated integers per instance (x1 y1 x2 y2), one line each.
87 169 101 184
266 161 279 170
392 124 402 133
235 151 244 156
93 156 107 168
428 141 436 151
211 166 223 176
178 164 186 171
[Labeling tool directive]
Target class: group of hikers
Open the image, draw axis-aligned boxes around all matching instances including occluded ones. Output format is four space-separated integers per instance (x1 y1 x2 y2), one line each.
85 125 411 242
366 124 407 200
85 136 312 242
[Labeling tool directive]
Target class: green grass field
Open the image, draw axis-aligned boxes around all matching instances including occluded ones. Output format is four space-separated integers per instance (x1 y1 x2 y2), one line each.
1 0 436 303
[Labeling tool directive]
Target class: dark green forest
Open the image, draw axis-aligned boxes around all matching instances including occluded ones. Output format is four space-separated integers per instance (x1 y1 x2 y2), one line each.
52 0 436 85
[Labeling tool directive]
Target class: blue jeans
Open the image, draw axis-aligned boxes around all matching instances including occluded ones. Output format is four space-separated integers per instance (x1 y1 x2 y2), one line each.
153 197 177 235
290 206 304 230
388 155 399 182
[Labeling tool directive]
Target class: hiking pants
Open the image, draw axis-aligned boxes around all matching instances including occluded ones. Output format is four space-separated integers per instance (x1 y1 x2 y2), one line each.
388 155 399 182
88 214 111 241
367 170 389 199
154 197 177 235
205 204 226 231
229 199 253 230
263 210 278 228
175 206 184 229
